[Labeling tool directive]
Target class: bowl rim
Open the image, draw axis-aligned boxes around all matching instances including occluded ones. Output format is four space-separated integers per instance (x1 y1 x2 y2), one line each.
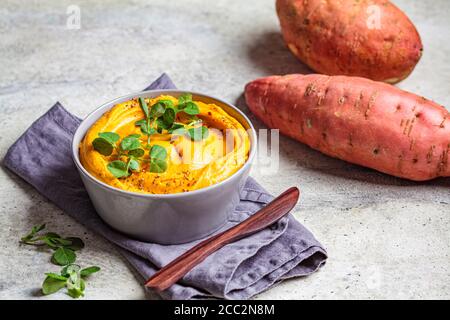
71 89 257 199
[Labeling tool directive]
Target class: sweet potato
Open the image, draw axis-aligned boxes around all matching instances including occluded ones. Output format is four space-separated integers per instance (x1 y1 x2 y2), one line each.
245 74 450 181
276 0 423 83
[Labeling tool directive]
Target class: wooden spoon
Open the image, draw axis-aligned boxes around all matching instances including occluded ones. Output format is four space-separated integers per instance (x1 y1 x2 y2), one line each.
145 186 300 291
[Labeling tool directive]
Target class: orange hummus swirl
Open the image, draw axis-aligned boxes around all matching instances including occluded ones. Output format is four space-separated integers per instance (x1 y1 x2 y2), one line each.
79 95 250 194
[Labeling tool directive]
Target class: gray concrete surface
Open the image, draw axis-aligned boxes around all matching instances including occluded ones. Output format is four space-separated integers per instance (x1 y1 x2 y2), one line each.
0 0 449 300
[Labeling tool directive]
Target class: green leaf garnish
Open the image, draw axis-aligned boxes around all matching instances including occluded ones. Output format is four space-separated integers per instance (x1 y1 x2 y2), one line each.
98 132 120 144
168 123 186 134
178 93 192 105
136 99 154 145
136 120 156 135
93 132 121 156
156 117 171 130
135 119 146 126
128 159 140 171
42 276 67 295
187 117 201 126
148 145 168 173
92 137 114 156
45 272 68 281
120 135 141 151
80 266 101 277
64 237 85 251
183 101 200 115
61 264 81 278
65 265 85 298
67 283 84 298
162 108 176 127
20 225 84 253
47 235 72 247
150 102 166 118
158 99 175 109
52 247 76 266
150 145 167 160
107 160 129 178
188 126 209 141
94 94 209 178
20 223 46 243
138 97 149 119
177 93 199 115
128 148 145 158
150 158 168 173
21 224 100 299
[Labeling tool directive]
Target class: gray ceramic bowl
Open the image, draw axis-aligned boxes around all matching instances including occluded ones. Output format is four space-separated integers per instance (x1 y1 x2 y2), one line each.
72 90 256 244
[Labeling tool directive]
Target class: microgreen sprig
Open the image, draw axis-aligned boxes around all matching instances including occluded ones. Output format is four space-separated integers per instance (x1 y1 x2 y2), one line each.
20 224 100 299
92 94 211 179
92 132 146 178
20 224 84 265
148 144 168 173
136 97 154 146
42 264 101 298
135 94 208 141
92 132 120 156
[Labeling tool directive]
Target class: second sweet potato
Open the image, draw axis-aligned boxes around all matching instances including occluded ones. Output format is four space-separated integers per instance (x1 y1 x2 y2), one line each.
276 0 423 83
245 74 450 181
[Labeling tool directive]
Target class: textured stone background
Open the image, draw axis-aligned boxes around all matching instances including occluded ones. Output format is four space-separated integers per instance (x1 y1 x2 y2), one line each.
0 0 449 299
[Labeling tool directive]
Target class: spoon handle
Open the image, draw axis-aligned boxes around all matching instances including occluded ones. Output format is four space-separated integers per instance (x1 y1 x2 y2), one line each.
145 187 300 292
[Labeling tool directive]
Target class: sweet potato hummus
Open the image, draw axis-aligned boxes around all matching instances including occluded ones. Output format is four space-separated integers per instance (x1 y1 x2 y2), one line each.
79 95 250 194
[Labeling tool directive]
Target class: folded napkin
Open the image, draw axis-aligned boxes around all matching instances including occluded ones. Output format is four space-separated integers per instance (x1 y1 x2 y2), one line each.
3 74 327 299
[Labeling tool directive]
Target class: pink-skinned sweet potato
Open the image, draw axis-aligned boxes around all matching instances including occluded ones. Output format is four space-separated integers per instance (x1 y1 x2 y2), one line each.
245 74 450 181
276 0 423 83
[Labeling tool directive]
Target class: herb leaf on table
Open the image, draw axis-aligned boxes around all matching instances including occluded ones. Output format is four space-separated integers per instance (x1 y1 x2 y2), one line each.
42 276 67 295
20 224 101 298
80 266 101 277
42 264 101 298
51 247 76 266
20 223 46 243
20 225 84 255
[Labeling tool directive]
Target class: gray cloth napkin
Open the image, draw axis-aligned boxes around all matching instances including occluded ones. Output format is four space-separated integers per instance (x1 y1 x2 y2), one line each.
3 73 327 300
